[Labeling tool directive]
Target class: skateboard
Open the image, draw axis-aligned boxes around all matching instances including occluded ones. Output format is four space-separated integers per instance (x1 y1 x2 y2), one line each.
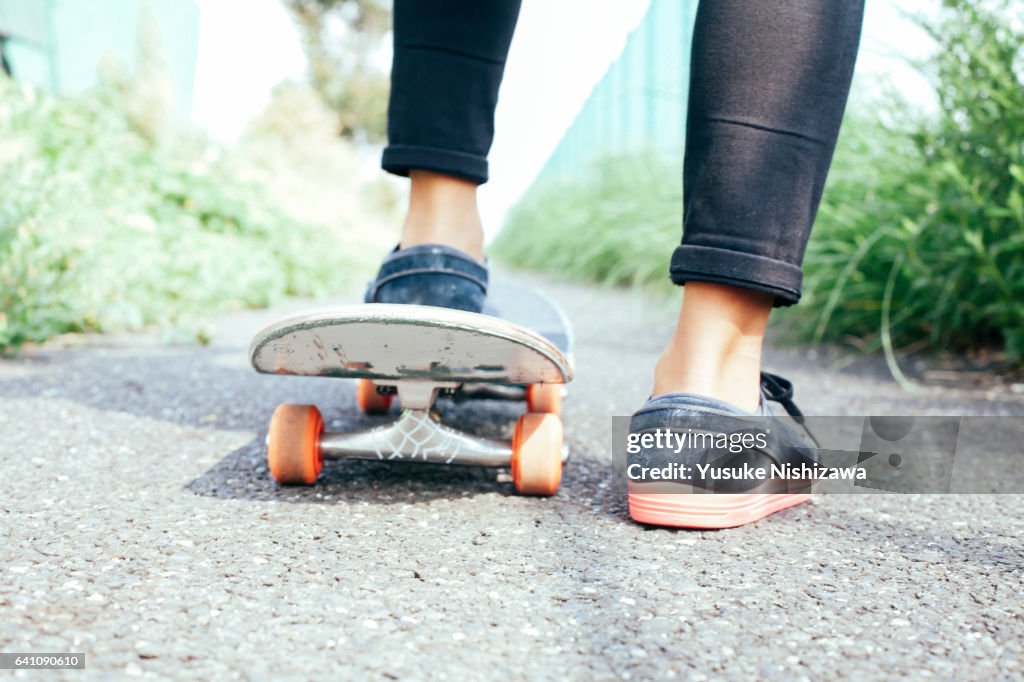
249 278 575 495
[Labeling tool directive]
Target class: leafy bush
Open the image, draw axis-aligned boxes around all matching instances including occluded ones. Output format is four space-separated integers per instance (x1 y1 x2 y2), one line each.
497 0 1024 368
0 78 362 352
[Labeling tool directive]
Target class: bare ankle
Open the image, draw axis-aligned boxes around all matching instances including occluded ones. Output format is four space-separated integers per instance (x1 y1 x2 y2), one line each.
401 170 485 261
400 225 484 261
650 283 773 412
653 344 763 412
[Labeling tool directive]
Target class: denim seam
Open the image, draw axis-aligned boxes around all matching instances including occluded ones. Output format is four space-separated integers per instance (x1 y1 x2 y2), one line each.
384 145 487 163
702 115 828 145
401 43 506 66
670 245 802 295
372 268 487 293
382 145 488 183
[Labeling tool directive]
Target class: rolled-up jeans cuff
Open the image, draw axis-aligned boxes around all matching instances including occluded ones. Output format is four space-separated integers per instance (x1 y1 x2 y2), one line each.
382 145 489 185
669 244 804 307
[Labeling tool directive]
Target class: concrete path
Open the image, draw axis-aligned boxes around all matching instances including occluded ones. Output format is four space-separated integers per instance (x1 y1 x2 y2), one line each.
1 274 1022 680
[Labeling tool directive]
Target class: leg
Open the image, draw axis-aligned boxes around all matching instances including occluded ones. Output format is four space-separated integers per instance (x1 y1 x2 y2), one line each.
384 0 522 262
655 0 865 411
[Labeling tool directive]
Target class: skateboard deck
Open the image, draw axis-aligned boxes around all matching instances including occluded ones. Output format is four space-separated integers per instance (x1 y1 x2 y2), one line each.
250 277 573 383
249 277 574 496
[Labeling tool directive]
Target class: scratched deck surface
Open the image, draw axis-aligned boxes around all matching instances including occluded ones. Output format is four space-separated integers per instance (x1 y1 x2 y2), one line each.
249 280 573 385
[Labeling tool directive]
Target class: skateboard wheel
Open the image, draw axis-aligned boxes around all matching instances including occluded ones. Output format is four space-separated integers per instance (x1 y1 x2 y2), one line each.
526 384 562 415
356 379 392 414
267 404 323 485
511 413 563 496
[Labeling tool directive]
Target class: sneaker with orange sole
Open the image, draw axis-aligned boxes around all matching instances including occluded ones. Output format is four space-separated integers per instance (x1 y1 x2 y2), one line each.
627 372 819 529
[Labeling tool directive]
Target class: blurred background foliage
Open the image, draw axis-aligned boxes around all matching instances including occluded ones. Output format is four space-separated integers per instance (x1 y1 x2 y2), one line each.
0 70 376 350
494 152 679 289
285 0 391 142
0 0 398 354
496 0 1024 369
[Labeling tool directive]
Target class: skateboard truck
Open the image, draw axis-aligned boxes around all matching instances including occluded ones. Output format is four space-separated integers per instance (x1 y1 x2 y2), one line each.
317 382 570 466
321 408 512 466
265 380 568 495
322 382 511 466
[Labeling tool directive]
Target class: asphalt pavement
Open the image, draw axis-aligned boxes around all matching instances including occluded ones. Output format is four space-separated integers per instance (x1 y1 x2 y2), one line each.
1 273 1022 680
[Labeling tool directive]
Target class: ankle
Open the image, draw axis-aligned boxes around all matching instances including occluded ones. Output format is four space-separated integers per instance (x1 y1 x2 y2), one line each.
652 344 763 412
400 222 484 261
401 170 485 261
650 283 772 412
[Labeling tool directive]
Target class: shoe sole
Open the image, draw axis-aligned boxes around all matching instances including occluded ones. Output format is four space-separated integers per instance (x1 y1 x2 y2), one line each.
628 492 810 529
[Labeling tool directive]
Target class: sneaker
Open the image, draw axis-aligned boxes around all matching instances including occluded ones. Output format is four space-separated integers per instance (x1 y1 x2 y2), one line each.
626 372 819 529
364 244 488 313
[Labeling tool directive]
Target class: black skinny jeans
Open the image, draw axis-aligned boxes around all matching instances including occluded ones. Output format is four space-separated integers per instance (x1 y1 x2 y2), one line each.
383 1 865 306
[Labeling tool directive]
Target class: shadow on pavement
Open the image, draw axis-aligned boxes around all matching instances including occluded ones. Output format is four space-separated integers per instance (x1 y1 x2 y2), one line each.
185 436 511 504
184 395 634 512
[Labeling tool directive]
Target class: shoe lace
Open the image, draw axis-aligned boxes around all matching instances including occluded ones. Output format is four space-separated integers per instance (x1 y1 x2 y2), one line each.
760 371 820 448
760 372 803 420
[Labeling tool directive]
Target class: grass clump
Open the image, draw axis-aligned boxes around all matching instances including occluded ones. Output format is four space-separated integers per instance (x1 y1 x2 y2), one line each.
496 0 1024 367
0 78 364 352
494 152 681 289
786 0 1024 369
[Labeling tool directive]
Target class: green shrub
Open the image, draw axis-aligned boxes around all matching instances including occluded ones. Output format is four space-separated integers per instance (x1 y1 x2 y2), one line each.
0 79 360 352
783 0 1024 370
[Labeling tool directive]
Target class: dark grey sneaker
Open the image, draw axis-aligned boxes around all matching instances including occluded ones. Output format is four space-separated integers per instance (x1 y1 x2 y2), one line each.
626 372 819 529
364 244 488 313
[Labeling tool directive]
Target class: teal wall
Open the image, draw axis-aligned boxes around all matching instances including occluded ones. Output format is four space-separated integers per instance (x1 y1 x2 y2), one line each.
0 0 199 115
538 0 698 182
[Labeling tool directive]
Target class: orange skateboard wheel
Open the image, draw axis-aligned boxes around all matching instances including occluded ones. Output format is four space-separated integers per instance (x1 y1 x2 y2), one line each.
356 379 393 414
526 383 562 415
511 413 563 496
267 403 323 485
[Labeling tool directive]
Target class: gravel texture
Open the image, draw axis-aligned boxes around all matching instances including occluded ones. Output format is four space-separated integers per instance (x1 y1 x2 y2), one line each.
1 274 1022 680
